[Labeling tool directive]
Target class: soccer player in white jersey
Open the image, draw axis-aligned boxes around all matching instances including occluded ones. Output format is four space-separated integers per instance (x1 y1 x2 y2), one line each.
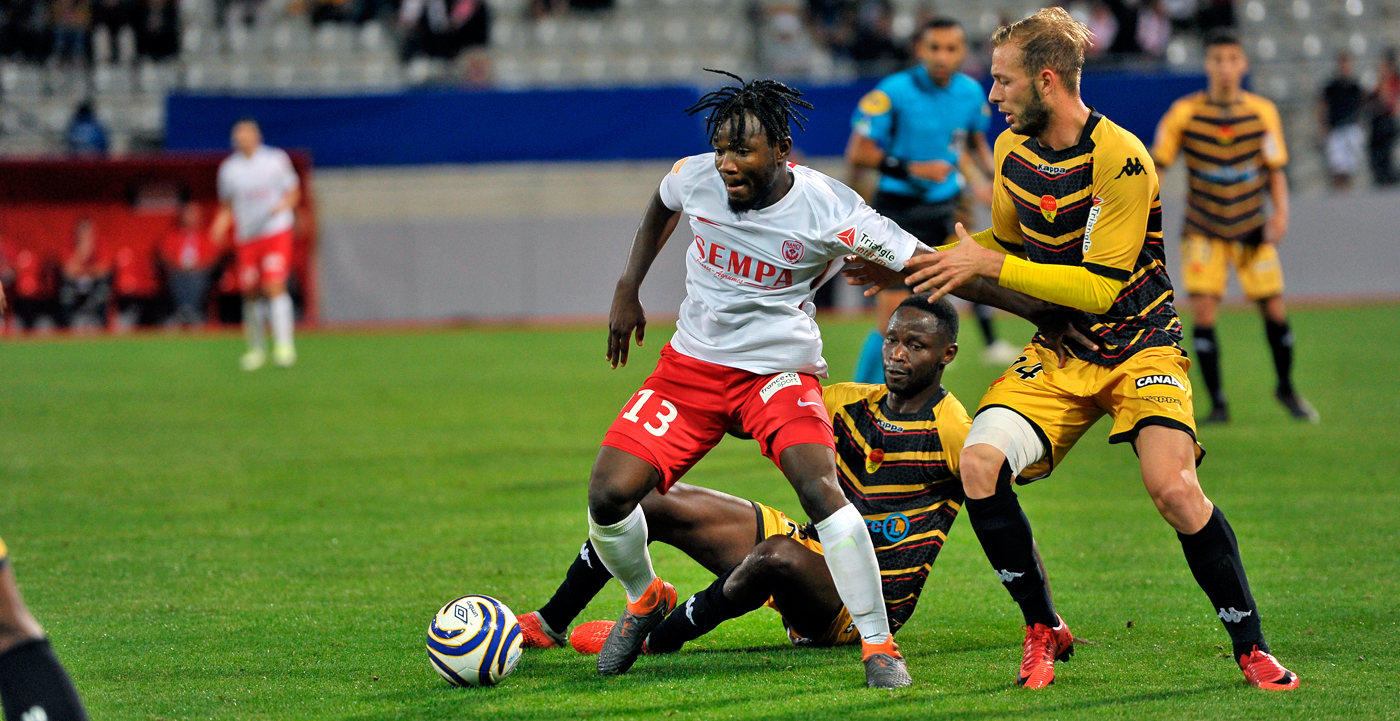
210 117 301 371
586 71 1092 688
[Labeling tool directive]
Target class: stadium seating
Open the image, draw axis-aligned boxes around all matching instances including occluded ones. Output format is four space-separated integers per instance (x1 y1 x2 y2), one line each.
2 0 1399 189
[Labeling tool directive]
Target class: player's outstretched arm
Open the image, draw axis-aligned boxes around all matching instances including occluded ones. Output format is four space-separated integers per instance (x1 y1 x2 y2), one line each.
607 189 681 369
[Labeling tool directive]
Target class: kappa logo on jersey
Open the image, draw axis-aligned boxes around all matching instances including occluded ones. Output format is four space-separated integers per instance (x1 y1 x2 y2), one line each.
1036 163 1069 176
1040 195 1058 223
1135 374 1186 391
1115 157 1147 178
854 232 899 267
782 239 805 263
693 235 794 289
759 372 802 403
1083 196 1104 253
837 227 857 247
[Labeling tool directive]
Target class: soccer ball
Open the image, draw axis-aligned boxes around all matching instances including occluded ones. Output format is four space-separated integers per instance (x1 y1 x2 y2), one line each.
426 594 524 687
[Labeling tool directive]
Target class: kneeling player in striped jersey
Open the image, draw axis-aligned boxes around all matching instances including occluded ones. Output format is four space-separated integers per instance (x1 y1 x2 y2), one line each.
519 296 1053 677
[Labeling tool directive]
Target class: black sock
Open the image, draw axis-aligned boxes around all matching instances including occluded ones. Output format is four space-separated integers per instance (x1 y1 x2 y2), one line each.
0 638 88 721
537 540 614 633
1192 326 1227 410
645 566 763 653
1177 506 1267 659
965 465 1057 627
1265 319 1295 397
974 304 998 345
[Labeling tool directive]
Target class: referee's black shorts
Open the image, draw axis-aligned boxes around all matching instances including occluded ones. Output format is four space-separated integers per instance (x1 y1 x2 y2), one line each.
872 192 959 292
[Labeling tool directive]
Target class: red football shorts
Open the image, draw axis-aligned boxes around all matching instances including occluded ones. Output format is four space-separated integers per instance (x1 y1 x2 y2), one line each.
602 344 835 493
235 229 293 293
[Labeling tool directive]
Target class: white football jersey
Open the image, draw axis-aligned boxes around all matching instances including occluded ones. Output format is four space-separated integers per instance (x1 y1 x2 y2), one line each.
218 145 300 243
658 153 920 376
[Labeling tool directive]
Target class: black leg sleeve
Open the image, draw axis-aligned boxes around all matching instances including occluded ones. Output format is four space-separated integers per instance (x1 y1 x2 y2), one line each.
1192 325 1227 410
645 566 763 654
0 639 88 721
1178 506 1268 659
538 540 614 633
964 465 1058 628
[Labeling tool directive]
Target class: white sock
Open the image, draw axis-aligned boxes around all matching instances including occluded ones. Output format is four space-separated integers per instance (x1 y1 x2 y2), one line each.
243 297 267 351
814 503 890 645
269 293 295 348
587 506 656 603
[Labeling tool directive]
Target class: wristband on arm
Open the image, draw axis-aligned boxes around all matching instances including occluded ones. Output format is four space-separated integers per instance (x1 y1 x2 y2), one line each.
879 155 910 179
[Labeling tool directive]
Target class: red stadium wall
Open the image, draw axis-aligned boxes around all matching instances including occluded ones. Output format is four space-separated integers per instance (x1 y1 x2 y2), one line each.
0 153 318 327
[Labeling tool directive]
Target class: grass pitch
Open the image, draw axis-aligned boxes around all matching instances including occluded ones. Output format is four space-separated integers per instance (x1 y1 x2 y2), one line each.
1 304 1397 720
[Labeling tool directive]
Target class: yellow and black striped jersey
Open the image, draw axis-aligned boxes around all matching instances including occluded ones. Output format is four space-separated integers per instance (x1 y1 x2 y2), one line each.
1152 91 1286 243
988 111 1183 366
823 382 969 633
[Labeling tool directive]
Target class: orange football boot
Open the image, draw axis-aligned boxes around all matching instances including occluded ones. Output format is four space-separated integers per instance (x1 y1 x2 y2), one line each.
517 611 567 649
596 578 676 675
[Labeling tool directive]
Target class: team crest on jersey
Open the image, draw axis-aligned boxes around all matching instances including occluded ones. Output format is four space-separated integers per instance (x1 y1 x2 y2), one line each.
782 239 805 263
1083 196 1104 253
837 227 856 247
1135 374 1186 391
1218 124 1235 145
1040 195 1058 223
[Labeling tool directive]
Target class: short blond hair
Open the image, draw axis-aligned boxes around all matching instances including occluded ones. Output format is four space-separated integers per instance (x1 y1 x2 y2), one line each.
991 7 1094 96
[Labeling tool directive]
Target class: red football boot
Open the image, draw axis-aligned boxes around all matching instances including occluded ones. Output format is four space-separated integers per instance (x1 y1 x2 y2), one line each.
569 620 613 655
517 611 567 649
1239 646 1300 690
1018 615 1074 688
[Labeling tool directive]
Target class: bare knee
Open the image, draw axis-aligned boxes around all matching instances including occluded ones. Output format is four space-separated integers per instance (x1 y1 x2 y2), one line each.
960 443 1006 500
1147 470 1213 533
728 537 806 595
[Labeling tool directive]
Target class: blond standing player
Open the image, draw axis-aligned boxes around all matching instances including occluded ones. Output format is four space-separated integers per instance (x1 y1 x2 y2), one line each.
858 8 1299 691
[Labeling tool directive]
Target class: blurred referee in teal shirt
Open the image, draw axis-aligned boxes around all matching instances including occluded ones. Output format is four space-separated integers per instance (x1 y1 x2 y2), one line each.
846 17 1018 383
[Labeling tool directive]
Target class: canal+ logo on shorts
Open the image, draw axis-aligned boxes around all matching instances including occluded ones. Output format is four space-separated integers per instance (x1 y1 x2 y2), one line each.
1135 374 1186 391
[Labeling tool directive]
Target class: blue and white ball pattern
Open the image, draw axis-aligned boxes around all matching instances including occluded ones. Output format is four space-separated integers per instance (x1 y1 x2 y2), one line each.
426 594 523 687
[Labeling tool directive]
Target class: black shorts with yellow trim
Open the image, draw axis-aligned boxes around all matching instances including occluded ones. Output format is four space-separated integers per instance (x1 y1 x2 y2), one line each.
977 344 1205 482
752 503 861 648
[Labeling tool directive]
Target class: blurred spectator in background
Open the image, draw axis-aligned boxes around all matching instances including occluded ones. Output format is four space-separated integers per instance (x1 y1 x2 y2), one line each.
1197 0 1234 31
223 0 266 27
1163 0 1197 32
310 0 352 25
530 0 613 18
1083 2 1119 59
159 203 221 326
15 0 53 62
112 240 162 330
398 0 489 61
848 0 904 77
759 2 821 77
1368 48 1400 187
805 0 853 56
58 217 112 330
1321 52 1365 190
134 0 179 60
1137 1 1171 59
66 101 108 156
91 0 129 38
2 239 57 331
51 0 90 67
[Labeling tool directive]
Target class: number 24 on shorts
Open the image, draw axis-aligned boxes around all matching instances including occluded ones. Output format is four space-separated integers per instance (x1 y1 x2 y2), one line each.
620 390 679 436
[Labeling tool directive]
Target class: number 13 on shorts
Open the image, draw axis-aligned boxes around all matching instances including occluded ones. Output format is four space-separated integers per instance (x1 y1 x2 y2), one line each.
620 389 679 436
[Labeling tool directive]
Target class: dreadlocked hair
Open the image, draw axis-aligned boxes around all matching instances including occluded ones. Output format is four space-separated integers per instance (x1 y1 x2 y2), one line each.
685 69 814 148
